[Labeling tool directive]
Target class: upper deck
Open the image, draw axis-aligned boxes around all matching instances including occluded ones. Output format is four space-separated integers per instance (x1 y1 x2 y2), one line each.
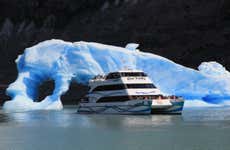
87 70 162 100
89 70 153 87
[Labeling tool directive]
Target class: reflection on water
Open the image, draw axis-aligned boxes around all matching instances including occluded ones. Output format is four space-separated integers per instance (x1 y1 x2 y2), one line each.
0 108 79 127
0 107 176 129
0 106 230 128
0 113 10 123
123 115 174 127
83 115 176 130
182 107 230 121
0 106 230 150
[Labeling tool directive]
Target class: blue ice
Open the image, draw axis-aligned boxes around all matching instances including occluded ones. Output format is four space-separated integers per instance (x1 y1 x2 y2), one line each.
3 39 230 111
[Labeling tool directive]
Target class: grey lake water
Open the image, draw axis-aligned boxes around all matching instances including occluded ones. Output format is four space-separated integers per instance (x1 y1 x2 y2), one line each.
0 106 230 150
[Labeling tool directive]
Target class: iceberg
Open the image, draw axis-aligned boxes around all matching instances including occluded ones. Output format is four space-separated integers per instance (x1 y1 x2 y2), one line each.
3 39 230 111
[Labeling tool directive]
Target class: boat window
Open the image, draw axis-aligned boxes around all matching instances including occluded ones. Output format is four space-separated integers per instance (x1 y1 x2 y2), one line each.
126 84 156 88
97 96 131 103
120 72 147 77
106 73 121 79
92 84 126 91
96 95 157 103
92 84 156 92
150 95 164 99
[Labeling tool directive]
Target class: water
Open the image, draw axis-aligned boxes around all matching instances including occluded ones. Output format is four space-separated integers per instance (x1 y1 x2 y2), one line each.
0 106 230 150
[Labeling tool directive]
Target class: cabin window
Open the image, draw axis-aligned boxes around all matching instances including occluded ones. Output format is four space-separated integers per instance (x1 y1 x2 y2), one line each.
97 96 131 103
121 72 147 77
96 95 157 103
92 84 126 91
92 84 156 92
106 73 121 79
126 84 156 88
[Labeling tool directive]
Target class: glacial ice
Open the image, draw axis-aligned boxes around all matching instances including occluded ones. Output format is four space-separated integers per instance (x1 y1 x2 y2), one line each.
3 39 230 111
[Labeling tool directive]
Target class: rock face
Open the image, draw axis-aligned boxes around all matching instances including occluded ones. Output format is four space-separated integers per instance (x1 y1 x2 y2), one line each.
0 0 230 104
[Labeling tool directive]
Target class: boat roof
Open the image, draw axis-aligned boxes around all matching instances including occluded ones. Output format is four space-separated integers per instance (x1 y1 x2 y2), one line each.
111 69 144 73
90 69 146 81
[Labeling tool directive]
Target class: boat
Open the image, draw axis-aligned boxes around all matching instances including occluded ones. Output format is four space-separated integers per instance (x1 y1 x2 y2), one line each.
77 69 184 114
77 70 154 114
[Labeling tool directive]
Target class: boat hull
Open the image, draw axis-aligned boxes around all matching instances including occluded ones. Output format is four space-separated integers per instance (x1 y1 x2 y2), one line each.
77 100 152 115
151 99 184 114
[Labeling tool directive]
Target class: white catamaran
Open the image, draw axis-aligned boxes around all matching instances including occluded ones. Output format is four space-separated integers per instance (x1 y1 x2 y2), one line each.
77 70 184 114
